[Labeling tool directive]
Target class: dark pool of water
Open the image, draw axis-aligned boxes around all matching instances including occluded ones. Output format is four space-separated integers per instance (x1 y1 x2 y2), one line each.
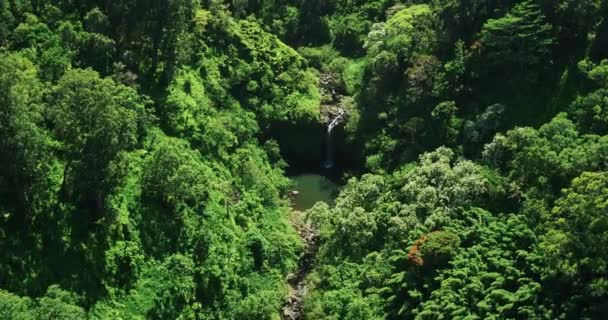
290 174 338 211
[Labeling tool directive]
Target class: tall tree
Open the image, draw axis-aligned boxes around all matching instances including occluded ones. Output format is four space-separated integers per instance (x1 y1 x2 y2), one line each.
49 68 148 221
540 171 608 318
479 0 555 75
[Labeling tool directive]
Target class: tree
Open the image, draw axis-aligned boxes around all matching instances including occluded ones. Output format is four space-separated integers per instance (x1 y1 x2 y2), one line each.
163 67 259 159
483 113 608 192
431 101 462 146
0 289 35 320
570 88 608 135
0 286 86 320
404 211 543 319
540 171 608 318
418 230 460 268
383 4 437 60
139 137 216 256
571 59 608 134
364 4 437 71
36 285 87 320
331 12 370 56
545 0 603 47
479 1 555 75
390 147 506 231
151 0 196 83
0 52 60 219
49 68 148 220
433 0 512 44
12 13 74 82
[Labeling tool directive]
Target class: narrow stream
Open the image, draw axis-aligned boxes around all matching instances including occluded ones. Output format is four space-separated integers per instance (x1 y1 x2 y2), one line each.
283 174 337 320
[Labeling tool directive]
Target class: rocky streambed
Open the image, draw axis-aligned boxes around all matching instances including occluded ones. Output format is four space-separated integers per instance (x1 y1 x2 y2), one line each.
282 210 319 320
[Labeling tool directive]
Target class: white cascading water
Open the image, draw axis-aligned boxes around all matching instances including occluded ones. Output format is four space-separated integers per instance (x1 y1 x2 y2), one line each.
323 111 344 169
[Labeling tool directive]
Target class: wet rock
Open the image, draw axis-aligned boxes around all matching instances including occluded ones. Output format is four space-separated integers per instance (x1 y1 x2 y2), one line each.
281 214 319 320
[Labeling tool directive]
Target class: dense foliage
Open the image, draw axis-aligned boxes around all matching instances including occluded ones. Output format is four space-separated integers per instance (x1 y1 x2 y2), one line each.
1 0 608 319
0 1 314 319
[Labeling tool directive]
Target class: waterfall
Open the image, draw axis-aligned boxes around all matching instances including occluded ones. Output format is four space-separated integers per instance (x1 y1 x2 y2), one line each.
323 111 344 169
